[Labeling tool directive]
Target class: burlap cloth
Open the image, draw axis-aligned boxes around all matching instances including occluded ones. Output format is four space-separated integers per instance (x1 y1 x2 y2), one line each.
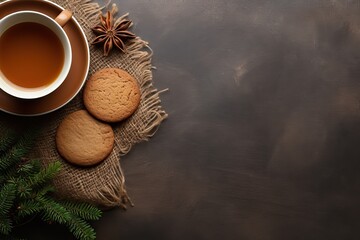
0 0 167 209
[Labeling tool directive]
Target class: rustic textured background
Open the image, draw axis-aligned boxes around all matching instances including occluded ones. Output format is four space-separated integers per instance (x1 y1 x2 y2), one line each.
20 0 360 239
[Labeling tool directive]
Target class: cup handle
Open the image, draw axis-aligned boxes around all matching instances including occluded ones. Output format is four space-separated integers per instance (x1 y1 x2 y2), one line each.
54 9 72 27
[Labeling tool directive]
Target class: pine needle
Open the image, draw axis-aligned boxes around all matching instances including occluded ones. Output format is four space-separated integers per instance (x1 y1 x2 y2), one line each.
0 130 102 239
0 217 12 235
62 201 102 221
0 128 17 153
27 161 62 188
67 215 97 240
38 196 71 224
16 199 43 218
0 184 16 216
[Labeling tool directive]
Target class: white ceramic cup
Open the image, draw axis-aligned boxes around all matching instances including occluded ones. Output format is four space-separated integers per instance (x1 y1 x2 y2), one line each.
0 10 72 99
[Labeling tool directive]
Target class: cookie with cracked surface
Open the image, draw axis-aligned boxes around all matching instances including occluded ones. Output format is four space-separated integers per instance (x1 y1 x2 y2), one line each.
56 110 114 166
83 68 141 122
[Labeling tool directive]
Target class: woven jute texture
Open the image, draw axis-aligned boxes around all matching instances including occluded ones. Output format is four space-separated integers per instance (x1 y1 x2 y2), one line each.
0 0 167 209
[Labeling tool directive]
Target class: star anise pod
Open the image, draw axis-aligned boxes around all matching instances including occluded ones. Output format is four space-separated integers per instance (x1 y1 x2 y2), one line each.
91 11 136 56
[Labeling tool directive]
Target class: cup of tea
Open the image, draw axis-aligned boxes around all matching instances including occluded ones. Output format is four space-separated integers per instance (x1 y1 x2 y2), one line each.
0 10 72 99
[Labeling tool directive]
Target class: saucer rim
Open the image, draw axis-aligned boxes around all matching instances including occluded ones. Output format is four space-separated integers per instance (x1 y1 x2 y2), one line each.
0 0 90 117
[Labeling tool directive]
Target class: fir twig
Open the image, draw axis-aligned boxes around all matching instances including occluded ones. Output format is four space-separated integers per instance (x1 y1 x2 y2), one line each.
0 130 103 240
0 216 12 235
0 130 37 172
27 161 62 188
67 215 97 240
61 201 102 221
0 184 16 235
38 196 71 224
0 183 16 216
0 128 17 153
16 199 43 219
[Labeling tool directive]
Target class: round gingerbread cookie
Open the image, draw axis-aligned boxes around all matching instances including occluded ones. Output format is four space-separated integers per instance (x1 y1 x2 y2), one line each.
56 110 114 166
83 68 141 122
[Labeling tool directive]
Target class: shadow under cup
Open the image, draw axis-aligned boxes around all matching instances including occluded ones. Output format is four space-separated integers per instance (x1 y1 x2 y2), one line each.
0 10 72 99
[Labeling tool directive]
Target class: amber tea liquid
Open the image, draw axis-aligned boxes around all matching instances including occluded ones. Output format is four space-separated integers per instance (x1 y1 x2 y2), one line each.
0 22 64 88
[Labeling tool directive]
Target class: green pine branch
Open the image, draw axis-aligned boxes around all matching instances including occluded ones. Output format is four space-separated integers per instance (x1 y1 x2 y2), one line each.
38 196 72 224
17 160 40 176
61 201 102 221
35 184 55 198
66 215 97 240
0 168 17 187
0 128 17 153
27 161 62 188
0 129 36 172
0 146 26 171
0 130 103 240
0 183 16 216
0 216 12 235
16 199 43 219
0 184 16 235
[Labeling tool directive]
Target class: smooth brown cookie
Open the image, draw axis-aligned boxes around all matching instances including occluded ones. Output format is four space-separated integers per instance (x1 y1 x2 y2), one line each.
83 68 141 122
56 110 114 166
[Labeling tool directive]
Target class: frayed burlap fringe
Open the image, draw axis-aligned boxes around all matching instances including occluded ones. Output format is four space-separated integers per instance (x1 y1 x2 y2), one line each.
32 0 168 209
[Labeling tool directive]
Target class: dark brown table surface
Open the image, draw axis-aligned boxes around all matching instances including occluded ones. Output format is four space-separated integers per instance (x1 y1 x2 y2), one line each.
25 0 360 239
